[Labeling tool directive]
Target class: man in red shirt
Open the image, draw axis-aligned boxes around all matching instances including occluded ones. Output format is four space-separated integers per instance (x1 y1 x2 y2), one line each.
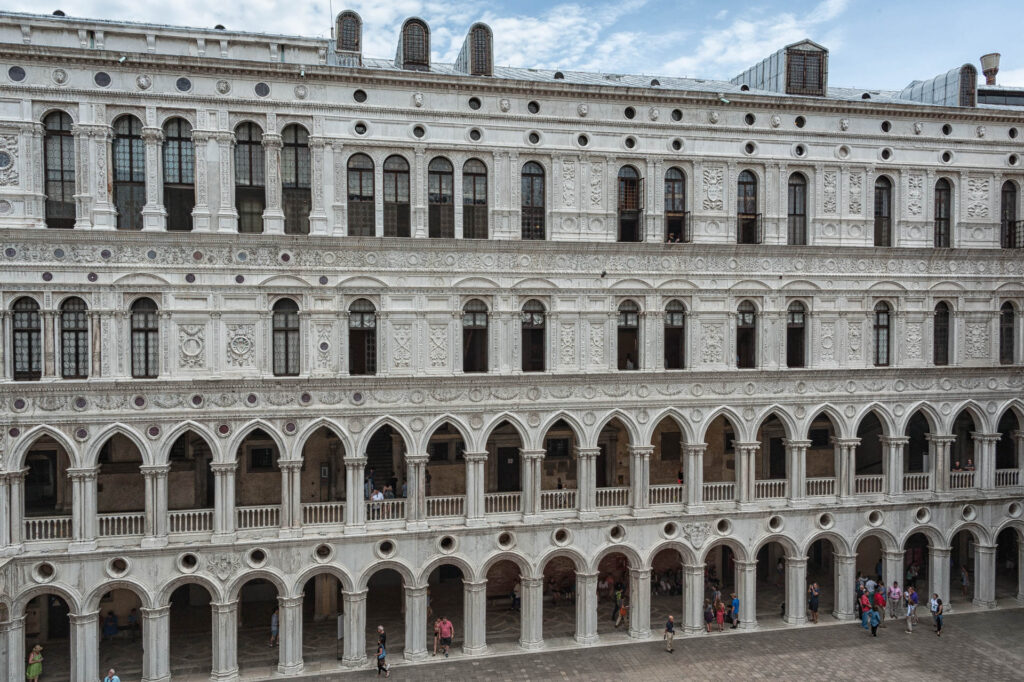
873 588 887 626
438 616 454 658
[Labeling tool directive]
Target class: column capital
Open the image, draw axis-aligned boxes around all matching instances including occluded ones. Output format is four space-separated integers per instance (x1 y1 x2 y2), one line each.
463 452 489 463
684 443 708 455
576 447 601 459
521 577 544 588
927 545 952 556
262 132 283 148
405 454 429 465
628 567 652 578
781 439 812 448
68 610 100 625
970 432 1002 444
66 466 99 481
277 595 304 608
831 437 861 448
343 456 368 468
277 459 304 472
785 556 808 567
210 600 240 614
925 434 957 444
882 549 905 560
627 445 655 457
734 442 761 452
879 436 910 447
342 589 368 602
575 571 599 581
683 564 705 576
139 464 171 476
973 544 998 553
139 605 171 618
404 584 429 597
209 462 237 474
734 560 758 570
834 553 857 563
463 579 488 592
519 449 545 460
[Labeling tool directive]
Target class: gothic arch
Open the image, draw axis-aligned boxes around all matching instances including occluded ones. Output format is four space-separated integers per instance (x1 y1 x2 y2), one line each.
643 408 696 445
82 422 151 467
534 412 586 452
289 564 356 597
357 559 417 591
803 403 850 439
8 425 79 470
224 419 288 464
356 416 414 458
156 573 224 605
643 539 699 567
479 413 530 449
156 420 221 466
851 403 896 438
293 418 354 460
897 402 942 435
84 578 155 612
752 406 798 440
226 568 289 602
946 400 990 434
589 410 641 450
416 554 478 585
697 406 747 443
589 543 643 573
418 415 476 454
993 399 1024 427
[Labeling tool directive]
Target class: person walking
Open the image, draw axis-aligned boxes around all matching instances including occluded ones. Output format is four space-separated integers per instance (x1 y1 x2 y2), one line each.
663 615 675 652
869 605 881 637
432 618 441 656
714 598 726 632
703 599 714 633
929 593 940 627
859 591 872 630
873 587 887 626
729 593 740 629
615 597 628 629
904 590 914 633
934 598 944 637
960 565 970 599
25 645 43 682
269 608 279 647
376 640 390 678
439 615 454 657
103 669 122 682
887 581 902 620
807 582 820 624
909 586 919 624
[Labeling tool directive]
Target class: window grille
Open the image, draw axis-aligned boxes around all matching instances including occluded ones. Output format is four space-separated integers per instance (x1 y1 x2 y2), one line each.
521 161 545 240
664 168 689 242
1001 181 1020 248
933 302 950 366
786 49 824 96
113 116 145 230
1000 303 1015 365
737 171 761 244
664 301 686 370
235 122 266 234
60 297 88 379
163 118 195 231
428 157 454 238
347 153 375 236
462 159 488 239
786 302 806 368
338 13 360 51
736 301 757 368
521 299 545 372
403 21 428 69
131 298 159 378
383 155 410 238
470 26 490 76
12 297 41 381
43 111 75 228
281 125 311 235
934 179 952 247
272 299 300 377
463 299 488 373
348 299 377 375
787 173 807 245
874 303 890 367
874 176 892 246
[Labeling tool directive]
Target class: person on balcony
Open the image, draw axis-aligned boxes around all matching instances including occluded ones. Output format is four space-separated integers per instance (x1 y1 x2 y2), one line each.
965 459 976 471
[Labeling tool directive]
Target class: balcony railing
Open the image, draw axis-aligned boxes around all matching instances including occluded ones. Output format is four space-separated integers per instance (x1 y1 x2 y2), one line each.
484 491 521 514
755 479 787 499
366 499 405 522
649 483 684 505
24 515 72 541
168 508 214 533
702 482 735 503
949 471 975 489
237 504 281 529
995 468 1020 487
98 512 145 537
737 213 763 244
903 473 931 492
426 495 465 518
540 489 576 511
854 475 884 494
805 477 835 496
596 487 629 508
1002 220 1024 249
302 501 345 526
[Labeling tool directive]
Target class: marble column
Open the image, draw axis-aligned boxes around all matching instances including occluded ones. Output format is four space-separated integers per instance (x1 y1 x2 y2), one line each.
1 616 25 682
140 464 170 548
974 433 1001 490
882 549 904 591
520 577 544 649
68 466 98 551
210 600 239 681
881 436 909 496
342 590 368 667
278 460 303 537
520 449 544 518
684 444 706 510
784 556 808 625
1017 539 1024 603
574 571 599 644
210 462 237 539
344 457 367 530
6 471 24 547
0 473 11 551
833 553 857 619
261 132 285 234
973 544 997 607
404 585 428 660
464 452 488 526
308 136 329 234
735 442 759 504
628 445 653 514
69 611 99 682
682 564 704 633
141 126 167 230
88 125 117 229
577 447 599 518
784 439 809 505
462 579 488 654
929 546 951 607
405 454 428 529
215 131 239 232
628 567 651 638
277 595 304 674
834 438 860 498
928 434 955 493
191 130 213 231
736 560 758 629
141 605 171 682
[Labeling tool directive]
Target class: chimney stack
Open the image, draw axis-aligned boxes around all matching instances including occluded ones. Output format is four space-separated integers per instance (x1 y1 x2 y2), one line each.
980 53 1000 85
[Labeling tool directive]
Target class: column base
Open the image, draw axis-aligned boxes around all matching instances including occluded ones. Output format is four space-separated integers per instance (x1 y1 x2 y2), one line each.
738 620 759 630
628 627 651 639
1016 593 1024 604
68 540 98 553
342 656 367 669
141 536 169 549
520 639 544 651
210 669 239 682
972 598 997 609
683 625 703 635
403 650 429 662
462 644 488 656
783 615 807 626
832 610 855 621
573 633 599 645
277 662 304 675
142 675 171 682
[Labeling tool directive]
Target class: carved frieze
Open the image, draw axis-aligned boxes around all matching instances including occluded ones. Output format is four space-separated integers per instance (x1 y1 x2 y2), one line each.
823 171 837 214
562 159 576 208
819 322 835 361
429 325 448 368
589 323 604 366
589 162 603 208
560 323 575 366
0 134 20 186
848 172 863 215
392 324 412 368
905 323 922 359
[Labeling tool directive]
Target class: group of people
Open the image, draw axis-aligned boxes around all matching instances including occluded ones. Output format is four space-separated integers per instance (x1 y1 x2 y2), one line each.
24 645 122 682
853 575 945 637
432 616 455 657
950 459 976 472
363 467 410 501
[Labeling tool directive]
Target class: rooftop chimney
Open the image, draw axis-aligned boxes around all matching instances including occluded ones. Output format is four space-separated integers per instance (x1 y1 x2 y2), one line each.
981 52 1000 85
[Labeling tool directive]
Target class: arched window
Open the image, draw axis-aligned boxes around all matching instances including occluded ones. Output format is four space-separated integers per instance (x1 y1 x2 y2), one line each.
664 300 686 370
1000 302 1015 365
131 298 159 378
348 299 377 375
234 122 266 233
787 173 807 245
617 301 640 370
468 23 492 76
521 161 545 240
162 117 195 231
786 302 806 368
664 167 688 242
428 157 454 238
337 11 361 52
462 159 488 239
934 178 952 247
617 166 642 242
1001 180 1020 249
112 115 144 230
401 19 429 71
521 300 546 372
737 170 760 244
462 299 488 373
43 111 75 228
933 302 950 366
736 300 757 368
383 155 410 238
11 297 41 381
281 124 311 235
60 297 88 379
347 153 375 236
874 176 892 246
272 299 300 377
874 302 890 367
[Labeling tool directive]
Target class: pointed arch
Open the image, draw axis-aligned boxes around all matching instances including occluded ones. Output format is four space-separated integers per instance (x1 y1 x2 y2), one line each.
534 412 586 451
697 406 747 443
416 553 478 585
479 413 530 449
225 419 287 464
993 399 1024 427
156 420 220 466
643 408 696 445
851 403 896 438
897 402 943 435
8 424 78 470
947 400 990 434
83 579 155 612
226 569 289 602
804 403 849 440
356 416 414 457
590 410 641 450
589 544 643 574
418 415 475 453
293 418 353 460
752 406 798 440
357 559 418 591
83 422 150 467
290 563 356 597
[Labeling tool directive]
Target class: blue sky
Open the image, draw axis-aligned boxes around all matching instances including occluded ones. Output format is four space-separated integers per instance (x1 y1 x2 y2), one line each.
10 0 1024 88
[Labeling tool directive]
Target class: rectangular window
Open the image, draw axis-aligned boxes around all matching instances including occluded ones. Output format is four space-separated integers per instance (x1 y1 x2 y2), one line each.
660 431 681 462
250 446 276 471
786 50 824 96
545 438 570 458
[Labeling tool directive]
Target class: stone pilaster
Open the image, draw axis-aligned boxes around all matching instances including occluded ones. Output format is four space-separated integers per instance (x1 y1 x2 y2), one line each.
684 443 706 510
261 132 285 234
215 131 239 232
344 457 367 531
972 544 997 608
574 571 599 644
736 560 758 629
783 439 810 506
929 545 951 608
462 579 488 654
0 616 25 682
277 595 304 674
67 466 98 551
520 449 544 518
141 127 167 230
140 605 171 681
210 462 237 539
210 600 239 681
882 549 904 590
140 464 170 548
342 590 368 666
927 434 955 493
308 136 329 234
520 577 544 649
628 567 651 637
577 447 599 518
833 553 857 620
881 436 909 496
405 454 428 529
464 452 488 525
783 556 807 625
735 441 759 504
628 445 652 513
833 437 860 498
683 564 704 633
973 432 1001 490
69 610 99 682
403 585 428 660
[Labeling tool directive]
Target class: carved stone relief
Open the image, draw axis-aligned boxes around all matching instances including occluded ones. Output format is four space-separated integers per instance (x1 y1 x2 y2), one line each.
562 159 576 208
848 173 863 214
429 325 448 368
700 323 724 363
820 322 835 361
965 323 989 359
589 163 603 208
392 324 412 368
907 174 924 216
847 324 861 359
905 323 922 359
0 135 20 186
966 177 990 218
702 166 724 211
316 324 331 369
823 171 838 214
560 323 575 366
226 324 255 367
177 324 205 368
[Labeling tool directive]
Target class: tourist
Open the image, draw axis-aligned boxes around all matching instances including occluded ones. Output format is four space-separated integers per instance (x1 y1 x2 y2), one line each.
934 598 944 637
865 575 877 595
859 591 872 630
612 586 624 623
377 640 390 677
965 459 975 471
102 610 119 640
615 597 628 629
512 578 521 611
383 484 395 499
807 582 820 624
869 605 881 637
269 608 279 647
730 593 740 628
703 599 714 632
951 460 962 472
439 616 454 657
873 587 887 626
710 582 722 605
676 467 684 484
904 591 915 634
25 645 43 682
432 618 441 656
103 669 121 682
887 581 903 619
127 608 139 642
377 624 387 648
664 614 675 652
714 598 726 631
775 558 785 589
960 565 970 599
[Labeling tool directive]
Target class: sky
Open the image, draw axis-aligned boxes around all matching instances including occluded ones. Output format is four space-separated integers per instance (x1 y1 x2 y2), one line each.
8 0 1024 89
